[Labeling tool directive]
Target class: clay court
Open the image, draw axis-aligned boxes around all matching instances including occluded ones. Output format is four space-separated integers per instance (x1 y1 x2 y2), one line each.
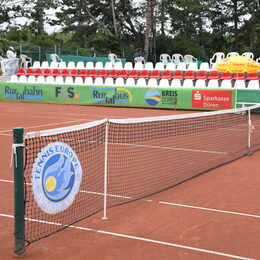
0 101 259 260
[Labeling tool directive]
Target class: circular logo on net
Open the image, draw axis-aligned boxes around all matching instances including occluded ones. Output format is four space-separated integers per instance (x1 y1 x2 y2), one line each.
145 89 161 106
32 142 82 214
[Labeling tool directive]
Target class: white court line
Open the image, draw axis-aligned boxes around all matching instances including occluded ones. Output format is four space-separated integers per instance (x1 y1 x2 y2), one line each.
0 119 89 134
0 213 255 260
1 179 259 219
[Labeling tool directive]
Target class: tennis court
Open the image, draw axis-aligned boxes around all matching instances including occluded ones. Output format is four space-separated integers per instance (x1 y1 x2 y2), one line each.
0 101 259 260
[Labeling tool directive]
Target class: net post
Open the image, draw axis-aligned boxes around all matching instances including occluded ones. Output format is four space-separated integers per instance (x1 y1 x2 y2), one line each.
13 127 25 256
102 120 109 220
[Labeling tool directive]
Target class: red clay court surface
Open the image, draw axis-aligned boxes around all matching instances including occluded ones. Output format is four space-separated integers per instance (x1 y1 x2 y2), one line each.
0 101 259 260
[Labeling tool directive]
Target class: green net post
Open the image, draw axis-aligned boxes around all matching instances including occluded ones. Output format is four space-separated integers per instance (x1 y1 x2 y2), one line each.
13 128 25 256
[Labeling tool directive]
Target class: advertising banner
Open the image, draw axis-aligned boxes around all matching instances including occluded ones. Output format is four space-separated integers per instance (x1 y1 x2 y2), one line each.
0 82 238 110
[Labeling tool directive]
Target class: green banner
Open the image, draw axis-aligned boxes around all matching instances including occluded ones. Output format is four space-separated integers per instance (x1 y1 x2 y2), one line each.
0 82 240 110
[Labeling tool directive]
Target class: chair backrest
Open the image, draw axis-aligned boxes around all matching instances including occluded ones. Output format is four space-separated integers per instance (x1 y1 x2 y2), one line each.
147 78 158 87
134 62 144 70
171 79 182 87
199 62 210 71
108 53 118 64
46 76 55 84
74 77 84 85
195 79 207 88
176 62 187 71
184 54 198 64
104 62 113 70
165 62 176 71
154 62 165 71
160 54 171 65
134 56 145 63
95 61 103 70
36 75 45 84
182 79 194 88
226 52 239 57
19 75 27 83
32 61 41 69
241 52 254 59
187 63 198 71
159 78 169 87
28 75 36 83
67 61 76 69
220 79 233 88
94 77 104 85
172 54 184 64
114 78 125 86
233 80 246 89
10 75 18 82
86 61 94 70
55 76 64 84
58 61 67 70
50 53 62 62
76 61 85 70
41 61 49 69
124 62 133 70
104 77 114 86
20 54 32 69
144 62 154 70
136 78 147 86
84 77 94 85
209 52 225 65
125 78 135 86
64 76 74 85
207 79 219 88
247 80 259 89
114 62 123 70
50 61 59 69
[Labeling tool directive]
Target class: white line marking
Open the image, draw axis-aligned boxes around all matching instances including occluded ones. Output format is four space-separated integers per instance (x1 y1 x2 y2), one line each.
0 213 255 260
1 179 259 219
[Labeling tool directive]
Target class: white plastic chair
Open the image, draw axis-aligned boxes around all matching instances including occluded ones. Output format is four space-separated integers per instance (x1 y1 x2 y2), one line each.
67 61 76 69
176 62 187 71
256 57 260 63
104 62 113 70
41 61 49 69
195 79 207 88
144 62 154 71
209 52 225 67
182 79 194 88
165 63 176 71
58 61 67 70
125 78 135 86
134 56 145 63
210 63 217 71
171 79 182 87
184 54 198 65
28 75 36 83
74 77 84 85
154 62 165 71
114 62 123 70
199 62 210 71
50 61 59 69
94 77 104 85
108 53 118 64
64 76 74 85
207 79 219 88
187 63 198 71
234 80 246 89
160 54 171 65
9 75 18 82
134 62 144 70
147 78 158 87
241 52 254 59
247 80 259 89
136 78 147 86
50 53 63 62
36 75 45 84
159 79 169 87
104 77 114 86
55 76 64 84
32 61 41 69
84 77 93 85
20 54 32 69
172 54 184 65
115 78 125 86
95 62 103 70
220 79 233 88
18 75 27 83
76 61 85 70
46 76 55 84
124 62 133 70
86 62 94 70
226 52 239 57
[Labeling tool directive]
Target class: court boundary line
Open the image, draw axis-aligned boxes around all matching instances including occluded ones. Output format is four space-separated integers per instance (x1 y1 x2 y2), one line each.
0 179 259 219
0 213 255 260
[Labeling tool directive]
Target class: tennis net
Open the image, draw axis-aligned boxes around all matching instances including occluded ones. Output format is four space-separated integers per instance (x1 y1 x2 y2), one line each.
15 104 260 252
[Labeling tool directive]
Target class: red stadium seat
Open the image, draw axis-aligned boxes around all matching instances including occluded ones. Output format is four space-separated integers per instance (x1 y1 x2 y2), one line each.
24 68 33 76
195 70 207 79
34 68 43 76
160 70 171 79
183 70 195 79
89 69 98 77
108 69 118 78
60 69 69 77
99 69 108 78
118 69 128 78
127 69 139 78
138 69 149 78
207 70 219 79
219 72 232 80
16 67 25 76
51 68 60 77
78 69 88 77
150 70 160 79
172 70 183 79
232 73 245 80
246 72 258 80
70 69 79 77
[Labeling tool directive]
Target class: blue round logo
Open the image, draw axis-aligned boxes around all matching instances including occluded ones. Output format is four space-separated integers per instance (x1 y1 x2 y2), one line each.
32 142 82 214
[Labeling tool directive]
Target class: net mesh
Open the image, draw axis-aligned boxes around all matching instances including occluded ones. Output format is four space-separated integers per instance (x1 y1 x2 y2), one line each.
22 105 260 246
